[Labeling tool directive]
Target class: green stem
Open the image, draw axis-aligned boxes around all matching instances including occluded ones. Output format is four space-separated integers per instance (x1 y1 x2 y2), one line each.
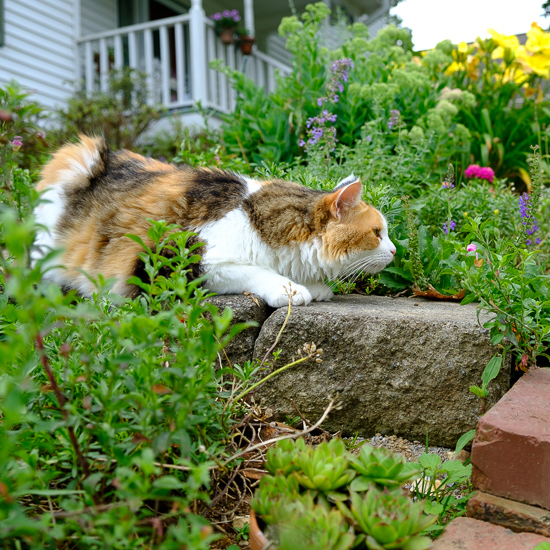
232 355 314 404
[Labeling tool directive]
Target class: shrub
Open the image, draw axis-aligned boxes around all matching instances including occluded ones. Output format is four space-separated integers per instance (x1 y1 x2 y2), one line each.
50 67 165 150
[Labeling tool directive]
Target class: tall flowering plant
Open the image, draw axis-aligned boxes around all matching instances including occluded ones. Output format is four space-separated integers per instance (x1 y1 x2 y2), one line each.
458 146 550 372
432 23 550 185
300 58 354 166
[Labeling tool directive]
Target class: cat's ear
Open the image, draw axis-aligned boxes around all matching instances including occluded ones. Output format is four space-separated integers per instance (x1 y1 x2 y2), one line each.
328 179 363 218
333 173 358 191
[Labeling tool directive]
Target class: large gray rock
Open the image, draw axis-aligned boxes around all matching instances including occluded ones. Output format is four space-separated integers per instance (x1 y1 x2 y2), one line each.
206 293 270 368
253 295 510 447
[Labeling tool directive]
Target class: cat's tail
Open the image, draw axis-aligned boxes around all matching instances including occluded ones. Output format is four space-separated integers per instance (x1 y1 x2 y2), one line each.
37 135 109 192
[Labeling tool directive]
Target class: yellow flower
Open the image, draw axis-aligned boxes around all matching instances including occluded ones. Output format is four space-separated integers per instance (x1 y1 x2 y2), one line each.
458 41 469 54
464 212 468 217
488 29 519 52
494 209 499 215
466 54 480 78
515 47 550 79
445 61 465 76
526 22 550 56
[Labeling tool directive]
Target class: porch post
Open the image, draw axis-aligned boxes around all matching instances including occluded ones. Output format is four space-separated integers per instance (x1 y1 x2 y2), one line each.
189 0 208 105
243 0 254 36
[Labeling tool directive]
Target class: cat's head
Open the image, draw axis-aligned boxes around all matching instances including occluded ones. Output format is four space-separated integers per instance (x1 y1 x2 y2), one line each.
317 175 396 275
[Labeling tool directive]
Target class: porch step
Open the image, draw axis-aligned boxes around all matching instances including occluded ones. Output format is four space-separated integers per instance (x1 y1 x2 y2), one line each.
248 295 510 447
430 517 550 549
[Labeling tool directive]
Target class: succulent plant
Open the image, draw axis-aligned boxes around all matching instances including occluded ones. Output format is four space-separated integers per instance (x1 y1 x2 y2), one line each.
293 438 356 493
250 474 301 525
254 438 438 550
348 487 436 550
349 444 419 491
264 437 306 476
277 504 355 550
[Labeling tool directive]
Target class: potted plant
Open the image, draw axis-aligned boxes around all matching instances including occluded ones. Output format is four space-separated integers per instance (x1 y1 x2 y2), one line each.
236 27 255 55
209 9 241 44
249 438 437 550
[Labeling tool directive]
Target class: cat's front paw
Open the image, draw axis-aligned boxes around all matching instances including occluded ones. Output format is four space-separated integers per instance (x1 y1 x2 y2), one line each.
266 283 313 308
307 282 334 302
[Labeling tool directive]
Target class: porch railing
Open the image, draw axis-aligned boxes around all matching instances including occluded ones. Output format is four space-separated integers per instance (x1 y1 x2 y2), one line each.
76 12 291 114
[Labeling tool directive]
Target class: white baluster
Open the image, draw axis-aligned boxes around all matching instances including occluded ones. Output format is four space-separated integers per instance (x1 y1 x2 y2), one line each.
114 34 123 70
189 0 208 106
175 22 186 104
144 28 154 104
85 41 94 93
99 38 109 92
160 25 171 106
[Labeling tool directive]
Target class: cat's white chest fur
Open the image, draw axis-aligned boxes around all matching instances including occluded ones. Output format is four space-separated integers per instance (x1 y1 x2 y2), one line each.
197 209 334 307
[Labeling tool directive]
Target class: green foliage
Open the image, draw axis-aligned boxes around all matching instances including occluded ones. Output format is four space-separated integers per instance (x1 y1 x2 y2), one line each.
408 453 473 536
0 206 248 547
457 217 550 369
214 2 468 175
251 438 437 550
0 81 48 171
51 68 165 150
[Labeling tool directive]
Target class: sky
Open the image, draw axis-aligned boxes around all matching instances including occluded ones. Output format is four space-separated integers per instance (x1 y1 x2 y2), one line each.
390 0 548 51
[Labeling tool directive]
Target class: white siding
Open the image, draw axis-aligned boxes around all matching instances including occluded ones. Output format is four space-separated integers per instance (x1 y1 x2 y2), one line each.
80 0 116 37
0 0 78 110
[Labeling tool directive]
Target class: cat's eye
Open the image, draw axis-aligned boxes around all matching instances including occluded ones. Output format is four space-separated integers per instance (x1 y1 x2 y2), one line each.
373 228 381 238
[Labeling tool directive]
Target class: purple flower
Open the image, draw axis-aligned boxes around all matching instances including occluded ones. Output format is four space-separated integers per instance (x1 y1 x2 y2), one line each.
443 219 456 234
316 58 354 106
519 192 539 244
442 180 455 189
11 136 23 151
366 135 372 142
299 139 306 147
388 109 401 130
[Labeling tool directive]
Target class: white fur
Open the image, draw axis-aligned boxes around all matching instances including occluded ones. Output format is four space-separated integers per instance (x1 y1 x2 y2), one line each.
243 177 262 195
31 186 65 276
198 207 395 308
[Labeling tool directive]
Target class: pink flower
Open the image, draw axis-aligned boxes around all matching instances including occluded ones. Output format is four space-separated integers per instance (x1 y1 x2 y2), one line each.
11 136 23 151
464 164 480 178
476 166 495 183
467 244 477 252
464 164 495 183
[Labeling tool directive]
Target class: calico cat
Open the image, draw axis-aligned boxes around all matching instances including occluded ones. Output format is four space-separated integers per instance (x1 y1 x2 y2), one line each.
32 136 396 307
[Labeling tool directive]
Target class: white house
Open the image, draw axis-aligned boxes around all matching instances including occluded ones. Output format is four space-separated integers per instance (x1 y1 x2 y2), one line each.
0 0 393 115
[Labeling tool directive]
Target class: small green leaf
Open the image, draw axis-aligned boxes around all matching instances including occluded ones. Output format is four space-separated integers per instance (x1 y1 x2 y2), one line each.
455 429 476 455
481 355 502 387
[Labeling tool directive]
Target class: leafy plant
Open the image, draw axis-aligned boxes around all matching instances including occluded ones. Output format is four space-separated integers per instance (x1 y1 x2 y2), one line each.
0 210 248 547
51 67 165 150
408 453 473 536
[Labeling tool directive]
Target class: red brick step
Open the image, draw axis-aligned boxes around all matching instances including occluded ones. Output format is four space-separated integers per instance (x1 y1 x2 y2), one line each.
471 367 550 510
430 517 550 549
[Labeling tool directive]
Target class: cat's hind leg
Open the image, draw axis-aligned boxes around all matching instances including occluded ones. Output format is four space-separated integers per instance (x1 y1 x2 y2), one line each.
204 264 312 308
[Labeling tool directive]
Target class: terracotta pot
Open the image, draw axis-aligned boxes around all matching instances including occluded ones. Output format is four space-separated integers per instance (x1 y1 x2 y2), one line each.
249 509 271 550
219 27 236 44
238 36 255 55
